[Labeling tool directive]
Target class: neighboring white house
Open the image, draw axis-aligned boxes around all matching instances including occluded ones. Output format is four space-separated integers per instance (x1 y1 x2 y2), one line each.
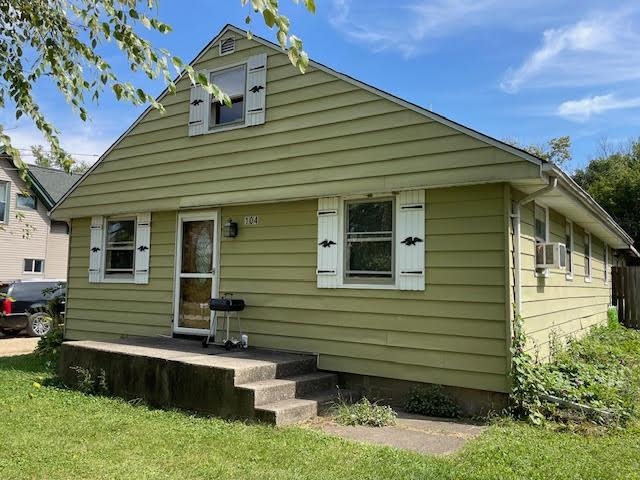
0 152 82 282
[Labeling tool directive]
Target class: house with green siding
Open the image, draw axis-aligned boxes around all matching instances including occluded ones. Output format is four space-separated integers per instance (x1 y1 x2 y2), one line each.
51 25 635 411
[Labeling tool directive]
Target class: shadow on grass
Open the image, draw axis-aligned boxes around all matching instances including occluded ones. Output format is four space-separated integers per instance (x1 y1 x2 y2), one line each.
0 353 52 374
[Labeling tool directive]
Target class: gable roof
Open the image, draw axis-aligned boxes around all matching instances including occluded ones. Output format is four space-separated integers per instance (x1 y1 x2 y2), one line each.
0 149 82 210
28 164 83 205
48 24 633 249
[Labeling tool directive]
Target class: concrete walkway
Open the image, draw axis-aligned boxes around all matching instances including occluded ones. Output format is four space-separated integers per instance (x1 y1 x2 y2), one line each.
0 335 39 357
310 412 486 455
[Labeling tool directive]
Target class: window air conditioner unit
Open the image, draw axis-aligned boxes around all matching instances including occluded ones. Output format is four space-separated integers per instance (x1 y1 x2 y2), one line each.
536 242 567 269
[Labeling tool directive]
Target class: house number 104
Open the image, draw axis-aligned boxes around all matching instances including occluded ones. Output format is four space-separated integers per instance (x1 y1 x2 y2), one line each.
244 216 259 225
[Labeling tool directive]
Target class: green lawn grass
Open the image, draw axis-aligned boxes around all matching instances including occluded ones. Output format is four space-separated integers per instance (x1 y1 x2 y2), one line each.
1 355 639 479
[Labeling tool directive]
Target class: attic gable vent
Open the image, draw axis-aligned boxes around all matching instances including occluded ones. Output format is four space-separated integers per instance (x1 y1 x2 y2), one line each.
219 37 235 56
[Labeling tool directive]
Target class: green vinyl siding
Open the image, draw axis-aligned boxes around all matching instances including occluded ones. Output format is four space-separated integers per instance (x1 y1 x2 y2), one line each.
513 188 611 359
53 32 539 219
63 184 510 393
64 211 177 340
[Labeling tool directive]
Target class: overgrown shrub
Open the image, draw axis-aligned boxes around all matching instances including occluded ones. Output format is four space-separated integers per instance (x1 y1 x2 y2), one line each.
404 385 460 418
34 289 65 360
540 324 640 425
333 398 397 427
607 307 620 329
510 312 640 428
34 319 63 360
509 315 546 424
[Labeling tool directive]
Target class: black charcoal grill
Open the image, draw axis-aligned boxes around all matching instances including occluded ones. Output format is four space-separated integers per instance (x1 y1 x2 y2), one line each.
202 294 246 349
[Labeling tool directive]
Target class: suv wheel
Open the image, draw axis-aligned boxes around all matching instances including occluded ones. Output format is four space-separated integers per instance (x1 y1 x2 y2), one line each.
27 312 52 337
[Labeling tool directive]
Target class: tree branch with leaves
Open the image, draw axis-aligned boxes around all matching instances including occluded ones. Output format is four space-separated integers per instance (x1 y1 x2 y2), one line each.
0 0 315 177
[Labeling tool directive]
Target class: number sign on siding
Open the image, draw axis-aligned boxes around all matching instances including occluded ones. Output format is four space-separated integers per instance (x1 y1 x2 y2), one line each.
244 216 259 225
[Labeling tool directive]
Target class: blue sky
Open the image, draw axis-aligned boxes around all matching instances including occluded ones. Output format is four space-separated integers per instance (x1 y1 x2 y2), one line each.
3 0 640 172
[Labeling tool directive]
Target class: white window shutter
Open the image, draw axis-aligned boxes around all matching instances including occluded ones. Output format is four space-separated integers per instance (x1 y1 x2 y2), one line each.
396 190 425 291
135 212 151 284
317 197 340 288
89 216 104 283
245 53 267 126
188 80 207 136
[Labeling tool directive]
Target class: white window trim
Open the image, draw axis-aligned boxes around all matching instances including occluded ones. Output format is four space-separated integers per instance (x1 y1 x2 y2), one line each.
101 216 137 284
584 231 592 283
0 180 9 224
23 258 44 274
534 202 550 278
206 61 249 134
565 219 574 281
335 193 401 290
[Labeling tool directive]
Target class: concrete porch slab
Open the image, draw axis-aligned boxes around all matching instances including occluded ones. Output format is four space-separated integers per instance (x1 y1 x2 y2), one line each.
58 336 339 425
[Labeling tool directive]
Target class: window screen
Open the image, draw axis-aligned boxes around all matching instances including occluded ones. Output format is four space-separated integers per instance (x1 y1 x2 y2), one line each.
344 199 394 283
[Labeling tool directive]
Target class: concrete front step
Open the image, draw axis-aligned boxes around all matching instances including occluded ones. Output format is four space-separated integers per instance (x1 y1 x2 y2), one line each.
237 372 338 406
232 356 318 385
255 398 319 425
255 388 360 425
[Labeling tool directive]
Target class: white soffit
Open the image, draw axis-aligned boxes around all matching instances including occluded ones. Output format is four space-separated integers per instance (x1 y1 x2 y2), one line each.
512 180 628 249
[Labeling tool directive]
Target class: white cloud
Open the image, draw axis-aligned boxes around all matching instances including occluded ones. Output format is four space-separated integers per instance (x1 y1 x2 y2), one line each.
3 124 113 166
556 93 640 121
329 0 502 58
501 9 640 92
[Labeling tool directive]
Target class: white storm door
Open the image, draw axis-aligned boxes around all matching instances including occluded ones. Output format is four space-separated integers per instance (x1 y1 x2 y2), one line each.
173 211 220 335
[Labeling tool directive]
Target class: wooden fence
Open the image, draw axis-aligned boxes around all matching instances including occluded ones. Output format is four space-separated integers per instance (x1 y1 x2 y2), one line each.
612 267 640 329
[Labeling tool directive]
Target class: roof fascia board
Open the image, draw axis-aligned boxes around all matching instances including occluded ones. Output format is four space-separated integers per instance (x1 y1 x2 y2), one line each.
52 24 546 215
542 164 634 246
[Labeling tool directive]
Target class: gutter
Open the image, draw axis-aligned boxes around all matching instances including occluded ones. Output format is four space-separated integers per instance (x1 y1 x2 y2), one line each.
542 163 634 247
510 176 558 316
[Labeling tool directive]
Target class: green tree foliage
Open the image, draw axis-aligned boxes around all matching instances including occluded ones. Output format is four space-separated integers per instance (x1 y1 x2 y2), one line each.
0 0 315 175
29 145 89 173
573 139 640 246
506 136 572 169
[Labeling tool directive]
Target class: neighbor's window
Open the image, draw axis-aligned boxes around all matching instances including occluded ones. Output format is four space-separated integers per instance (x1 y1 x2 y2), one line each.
24 258 44 273
209 65 246 128
50 220 70 235
16 193 36 210
584 232 592 281
344 198 394 284
565 220 573 278
0 181 8 223
105 218 136 277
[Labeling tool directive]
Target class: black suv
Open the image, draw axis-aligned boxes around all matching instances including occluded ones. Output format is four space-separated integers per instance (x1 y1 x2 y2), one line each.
0 281 66 337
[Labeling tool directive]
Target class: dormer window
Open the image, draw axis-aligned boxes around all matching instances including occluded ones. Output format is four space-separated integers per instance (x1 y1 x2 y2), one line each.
209 65 246 128
188 53 267 137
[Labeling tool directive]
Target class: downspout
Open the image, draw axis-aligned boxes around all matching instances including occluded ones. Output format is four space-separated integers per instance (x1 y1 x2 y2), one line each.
510 176 558 317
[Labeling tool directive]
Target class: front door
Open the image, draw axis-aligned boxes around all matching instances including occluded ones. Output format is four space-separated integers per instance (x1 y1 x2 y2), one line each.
173 211 219 335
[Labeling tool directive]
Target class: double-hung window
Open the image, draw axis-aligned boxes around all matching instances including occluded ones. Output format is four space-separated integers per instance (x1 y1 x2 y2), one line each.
209 65 246 128
534 203 549 274
604 244 609 284
584 232 592 282
0 181 8 223
344 199 394 284
104 218 136 277
565 220 573 279
317 191 424 291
